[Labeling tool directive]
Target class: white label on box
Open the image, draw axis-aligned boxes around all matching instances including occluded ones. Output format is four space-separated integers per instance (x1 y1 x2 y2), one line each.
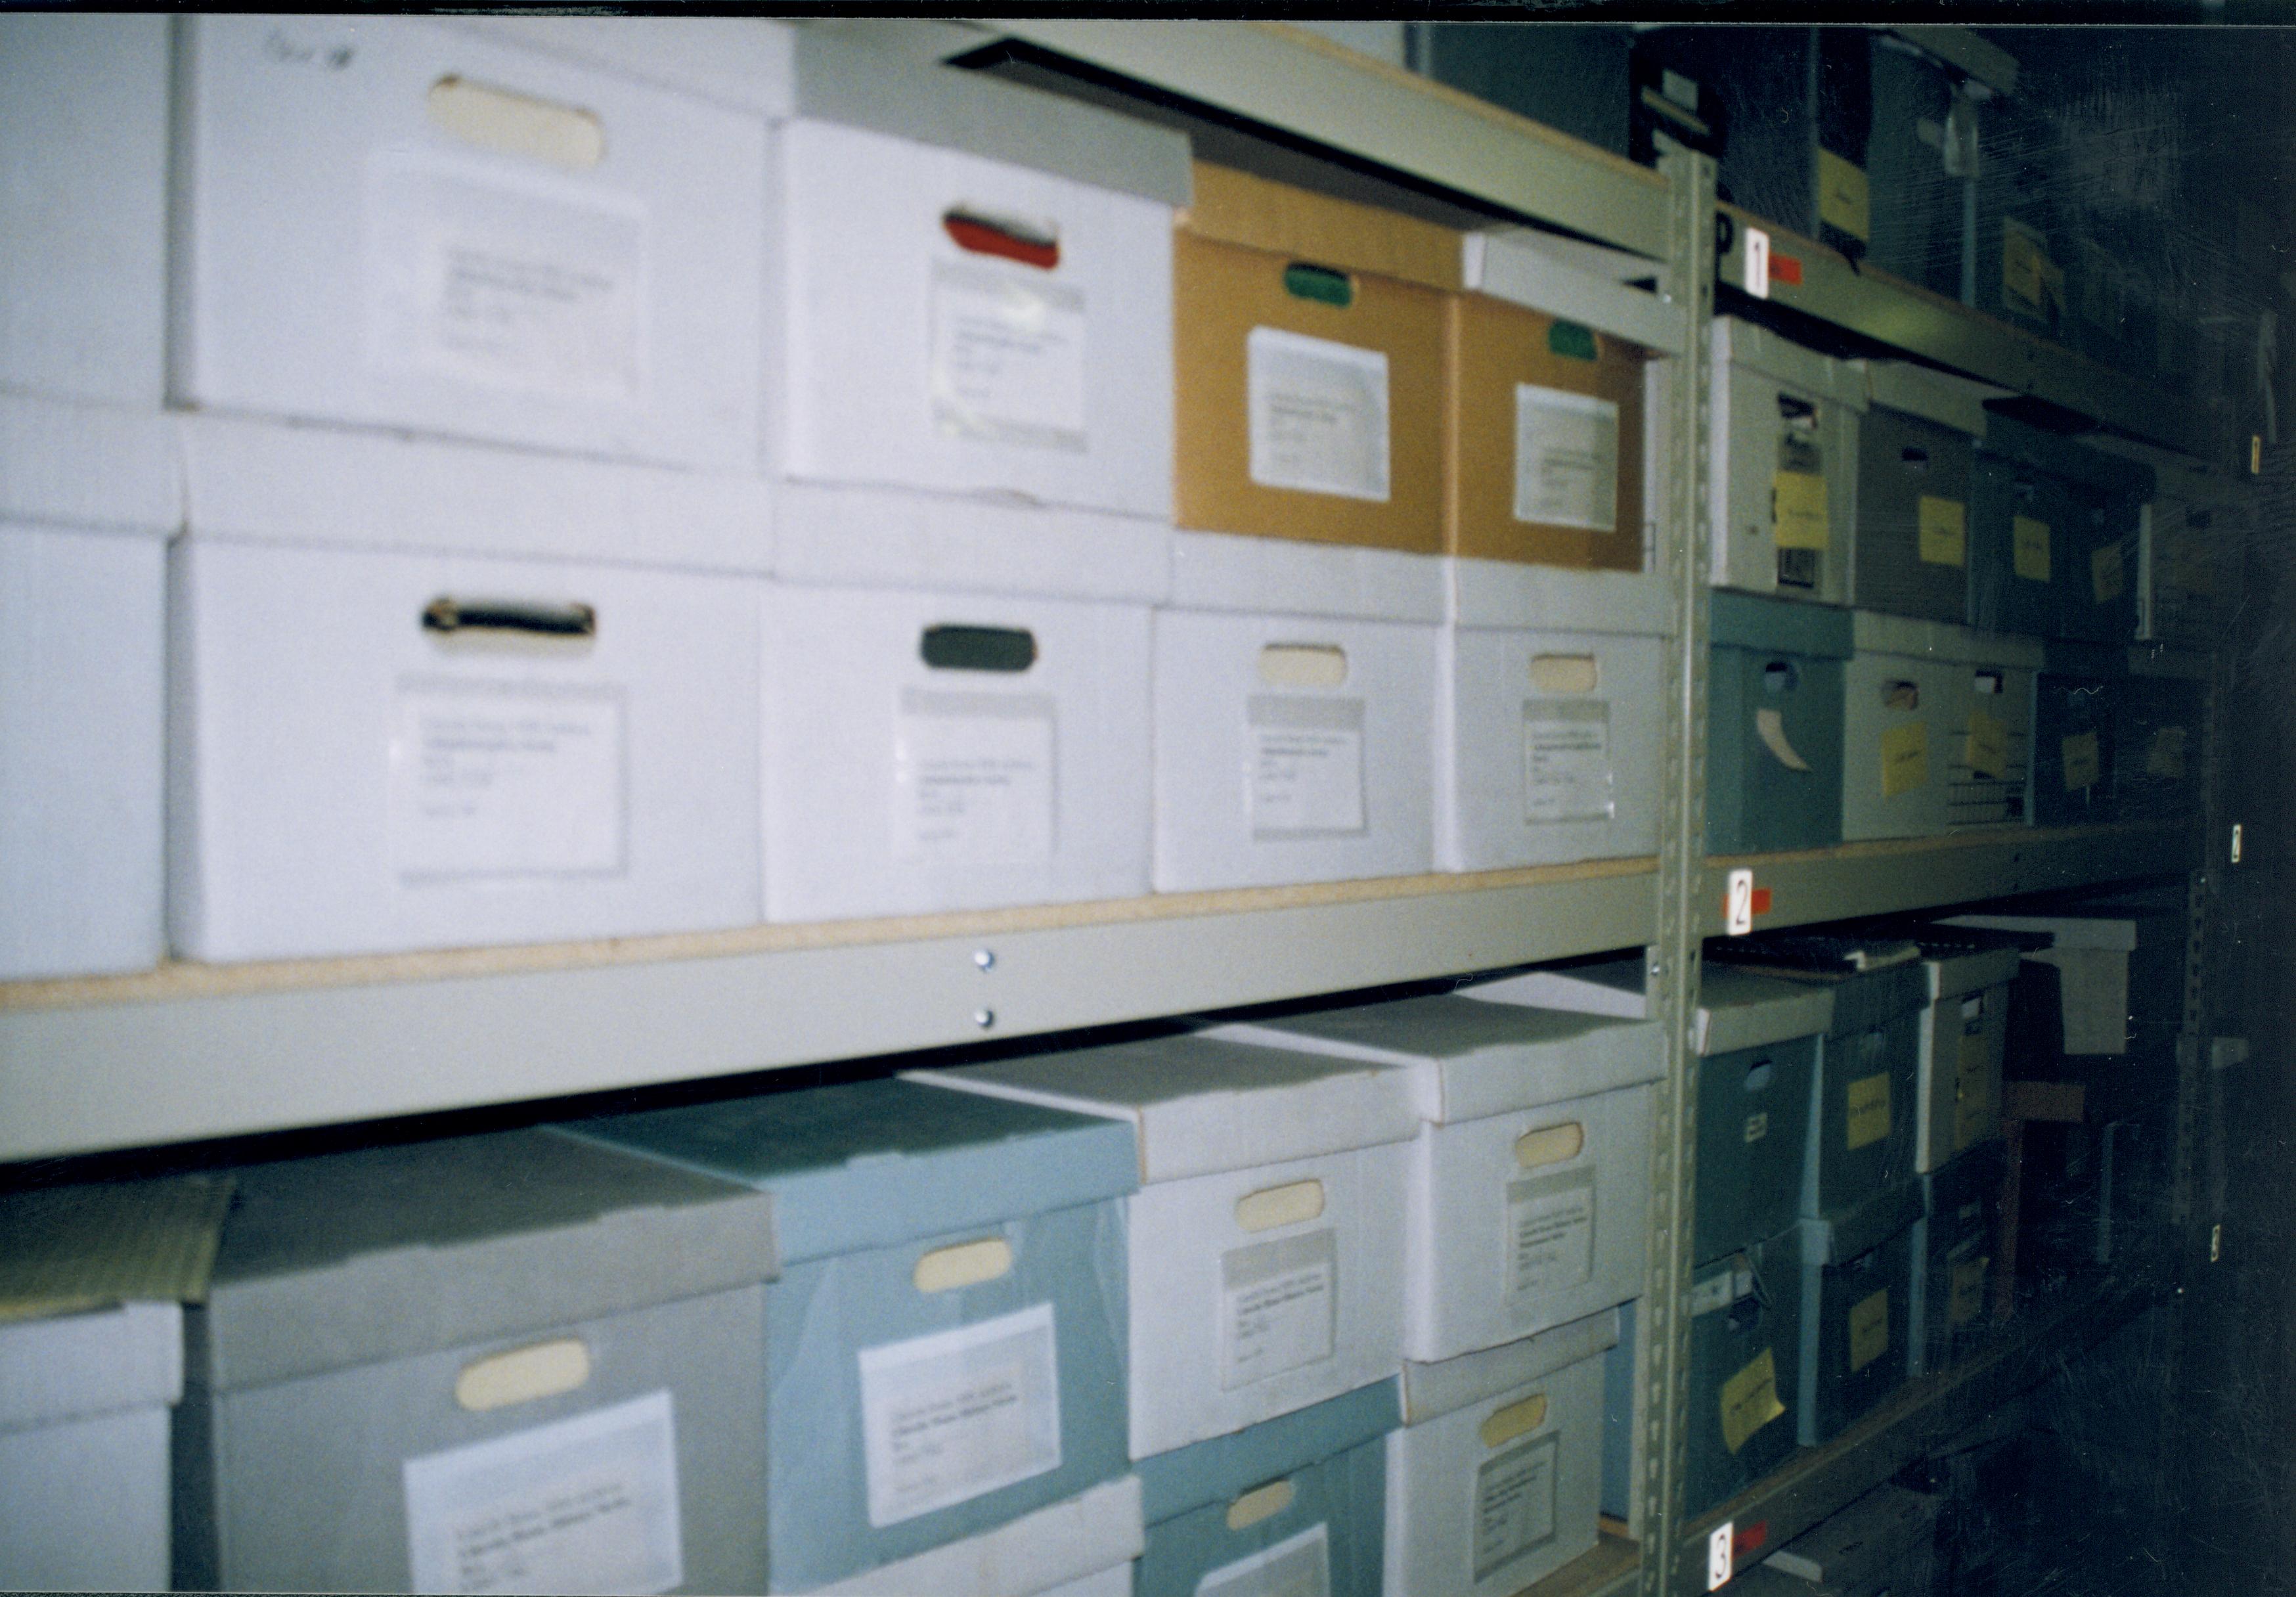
893 689 1057 864
1523 700 1615 823
1247 695 1367 838
368 154 646 401
402 1389 682 1596
930 261 1088 452
390 679 626 881
855 1301 1063 1529
1512 386 1620 531
1196 1521 1331 1597
1246 327 1391 502
1507 1169 1597 1300
1473 1432 1560 1582
1220 1227 1338 1390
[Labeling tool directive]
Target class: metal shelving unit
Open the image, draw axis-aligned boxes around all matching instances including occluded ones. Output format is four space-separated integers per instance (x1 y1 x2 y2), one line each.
0 21 2240 1597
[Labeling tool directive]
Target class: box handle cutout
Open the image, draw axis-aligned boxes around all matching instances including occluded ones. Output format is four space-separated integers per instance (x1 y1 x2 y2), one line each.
1258 643 1348 688
1760 661 1799 695
1883 679 1920 711
1777 395 1817 432
1227 1479 1294 1531
454 1338 591 1412
1744 1060 1775 1093
1530 654 1601 694
1900 445 1931 470
423 596 596 642
1235 1179 1325 1232
914 1237 1014 1293
921 625 1037 673
2015 478 2038 503
942 207 1059 271
1974 669 2003 694
1515 1122 1585 1169
1283 262 1354 309
427 76 604 171
1480 1391 1549 1449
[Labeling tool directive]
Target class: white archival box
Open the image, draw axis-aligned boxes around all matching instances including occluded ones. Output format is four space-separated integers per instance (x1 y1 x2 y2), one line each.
0 13 169 407
0 394 179 981
0 1301 183 1595
760 580 1152 922
908 1033 1419 1460
1151 607 1438 892
1913 945 2022 1173
1843 611 2042 842
807 1477 1144 1597
171 14 766 472
1170 530 1448 623
1210 995 1660 1362
169 537 762 960
1385 1307 1618 1597
1710 317 1866 604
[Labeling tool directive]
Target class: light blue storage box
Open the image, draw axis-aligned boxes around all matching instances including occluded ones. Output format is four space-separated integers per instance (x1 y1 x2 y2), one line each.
1708 591 1852 855
1601 1299 1635 1523
1798 964 1927 1225
1794 1182 1920 1447
561 1079 1136 1592
1137 1379 1396 1597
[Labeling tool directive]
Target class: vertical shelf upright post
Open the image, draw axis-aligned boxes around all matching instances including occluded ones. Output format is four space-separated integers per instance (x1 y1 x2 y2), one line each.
1641 144 1719 1597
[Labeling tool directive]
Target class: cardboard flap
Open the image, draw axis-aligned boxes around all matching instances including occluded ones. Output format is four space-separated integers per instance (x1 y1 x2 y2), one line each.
1398 1307 1619 1425
571 1079 1136 1268
202 1129 776 1391
1180 162 1462 292
1696 968 1836 1055
1796 1181 1921 1266
910 1033 1420 1183
1208 996 1661 1123
1942 912 2146 952
0 1173 232 1325
1136 1377 1399 1524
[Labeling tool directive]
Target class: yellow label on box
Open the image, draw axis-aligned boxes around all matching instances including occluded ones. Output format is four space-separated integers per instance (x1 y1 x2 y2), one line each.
1773 469 1831 551
1954 1031 1993 1151
2062 731 2101 792
1849 1288 1890 1372
2092 541 2127 604
2013 517 2052 582
1719 1347 1786 1456
1949 1257 1991 1327
1845 1071 1893 1150
1880 719 1930 798
2003 221 2062 315
1965 706 2010 780
1917 495 1968 567
2147 725 2189 779
1818 150 1872 242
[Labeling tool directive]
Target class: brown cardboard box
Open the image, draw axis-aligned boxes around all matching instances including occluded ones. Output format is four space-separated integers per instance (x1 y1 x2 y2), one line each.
1174 162 1456 552
1447 293 1647 570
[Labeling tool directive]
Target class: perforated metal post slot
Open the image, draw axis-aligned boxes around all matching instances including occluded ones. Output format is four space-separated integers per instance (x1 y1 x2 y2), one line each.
421 596 598 644
919 625 1037 673
942 207 1061 271
1257 644 1349 689
1281 263 1355 309
426 76 604 171
454 1338 593 1412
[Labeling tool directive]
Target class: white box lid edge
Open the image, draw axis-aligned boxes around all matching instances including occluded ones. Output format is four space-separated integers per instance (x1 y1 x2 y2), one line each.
1463 229 1689 355
1446 556 1671 635
1864 361 2002 439
806 1475 1144 1597
1695 970 1836 1054
1460 961 1650 1021
1925 945 2025 1002
1851 609 2043 668
1398 1306 1620 1426
0 394 179 537
0 1301 183 1431
1712 317 1867 412
1170 529 1447 623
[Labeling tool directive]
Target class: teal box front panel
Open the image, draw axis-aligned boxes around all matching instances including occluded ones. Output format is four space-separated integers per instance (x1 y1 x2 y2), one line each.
1698 1035 1819 1261
763 1200 1131 1589
1855 406 1975 625
1796 1218 1914 1446
1708 598 1849 854
1909 1141 2005 1378
1138 1437 1387 1597
1803 1008 1922 1225
1968 452 2066 639
1685 1230 1802 1518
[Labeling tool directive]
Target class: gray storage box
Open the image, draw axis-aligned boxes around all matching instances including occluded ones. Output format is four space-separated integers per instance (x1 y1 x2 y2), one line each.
1799 964 1928 1225
1968 416 2152 645
1912 943 2021 1172
1909 1142 2004 1378
1686 1226 1803 1518
1708 590 1853 854
565 1078 1136 1591
1866 35 1983 303
1794 1182 1920 1446
173 1129 778 1595
2027 640 2123 828
1710 318 1866 605
1970 95 2067 343
1137 1380 1395 1597
1698 969 1833 1262
1855 365 1988 625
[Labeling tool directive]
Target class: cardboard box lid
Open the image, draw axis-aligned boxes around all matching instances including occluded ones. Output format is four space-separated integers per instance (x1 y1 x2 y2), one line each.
1979 413 2155 501
1794 1181 1921 1267
1917 1138 2005 1219
1941 912 2151 953
1398 1306 1620 1426
1464 229 1687 355
1461 958 1650 1022
1180 161 1463 292
1850 610 2042 670
1137 1376 1400 1526
788 28 1192 206
451 14 801 116
1207 996 1661 1124
0 1301 181 1433
0 394 178 537
1711 317 1868 411
1921 944 2024 1003
200 1129 777 1392
0 1173 232 1327
808 1473 1144 1597
1865 361 2000 439
1766 1482 1941 1585
1710 590 1855 658
907 1033 1421 1184
569 1079 1136 1269
1696 968 1837 1056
